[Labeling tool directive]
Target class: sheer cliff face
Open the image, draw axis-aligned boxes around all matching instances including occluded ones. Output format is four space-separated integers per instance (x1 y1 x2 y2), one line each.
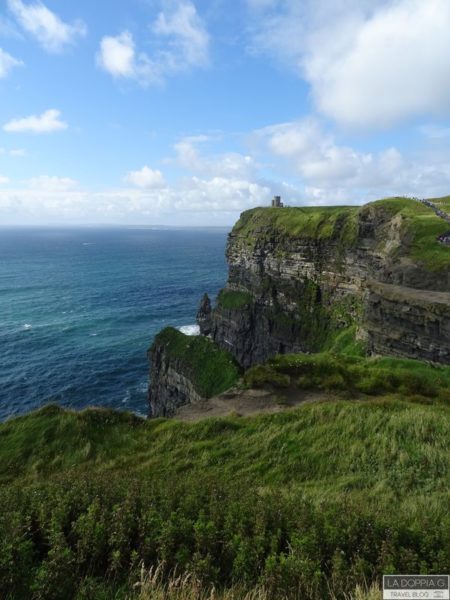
207 200 450 367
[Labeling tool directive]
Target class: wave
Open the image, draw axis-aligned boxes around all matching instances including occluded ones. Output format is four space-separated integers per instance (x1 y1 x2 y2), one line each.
23 324 32 330
178 324 200 336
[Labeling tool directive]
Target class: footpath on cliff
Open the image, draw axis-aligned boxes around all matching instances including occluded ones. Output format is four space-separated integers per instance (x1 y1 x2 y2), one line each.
174 387 333 421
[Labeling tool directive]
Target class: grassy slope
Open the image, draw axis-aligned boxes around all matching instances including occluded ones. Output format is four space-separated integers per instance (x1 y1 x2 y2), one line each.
2 398 450 505
244 351 450 402
2 397 450 598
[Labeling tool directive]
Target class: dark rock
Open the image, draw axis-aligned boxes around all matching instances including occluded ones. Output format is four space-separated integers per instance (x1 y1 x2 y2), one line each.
196 293 212 336
148 339 204 417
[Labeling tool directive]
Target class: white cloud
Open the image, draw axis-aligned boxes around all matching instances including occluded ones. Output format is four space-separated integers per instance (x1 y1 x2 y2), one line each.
255 118 450 199
124 166 165 189
8 0 86 53
153 0 210 70
0 47 23 77
97 31 133 77
248 0 450 128
3 109 67 133
96 31 158 83
98 1 209 86
0 176 10 184
0 175 273 225
173 136 257 178
28 175 78 192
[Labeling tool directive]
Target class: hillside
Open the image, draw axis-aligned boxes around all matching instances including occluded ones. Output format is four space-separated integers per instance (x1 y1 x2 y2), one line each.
2 396 450 599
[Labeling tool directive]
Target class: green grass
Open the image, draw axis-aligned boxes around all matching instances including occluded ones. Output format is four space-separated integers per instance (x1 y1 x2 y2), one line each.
150 328 240 398
2 397 450 598
233 197 450 272
244 351 450 402
233 205 359 245
217 289 254 310
429 195 450 211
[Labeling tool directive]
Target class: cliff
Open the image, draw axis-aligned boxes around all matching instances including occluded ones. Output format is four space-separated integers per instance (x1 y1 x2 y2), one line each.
148 196 450 417
205 197 450 367
148 327 239 417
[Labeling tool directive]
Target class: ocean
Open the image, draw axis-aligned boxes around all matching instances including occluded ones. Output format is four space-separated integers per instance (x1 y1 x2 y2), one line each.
0 227 228 421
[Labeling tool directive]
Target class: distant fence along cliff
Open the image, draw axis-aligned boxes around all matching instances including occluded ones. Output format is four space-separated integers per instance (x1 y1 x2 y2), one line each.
414 197 450 245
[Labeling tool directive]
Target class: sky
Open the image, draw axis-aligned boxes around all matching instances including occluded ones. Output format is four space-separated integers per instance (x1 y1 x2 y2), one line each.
1 0 450 225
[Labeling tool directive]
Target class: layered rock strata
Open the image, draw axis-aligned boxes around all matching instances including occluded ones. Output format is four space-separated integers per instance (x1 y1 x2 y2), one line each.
204 199 450 367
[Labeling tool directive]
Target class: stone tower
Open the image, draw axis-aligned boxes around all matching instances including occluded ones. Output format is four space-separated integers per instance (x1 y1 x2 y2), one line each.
271 195 284 207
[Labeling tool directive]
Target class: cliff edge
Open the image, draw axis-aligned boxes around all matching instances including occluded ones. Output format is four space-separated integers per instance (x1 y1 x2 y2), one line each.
149 196 450 417
206 197 450 367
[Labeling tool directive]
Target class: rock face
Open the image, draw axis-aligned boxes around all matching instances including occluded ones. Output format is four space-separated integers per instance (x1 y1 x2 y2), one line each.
148 340 203 417
196 293 212 336
202 199 450 367
148 327 240 417
365 281 450 363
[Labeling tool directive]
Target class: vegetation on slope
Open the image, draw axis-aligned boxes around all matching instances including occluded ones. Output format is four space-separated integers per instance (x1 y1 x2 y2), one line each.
150 327 240 398
244 351 450 402
217 289 254 310
2 396 450 599
364 197 450 270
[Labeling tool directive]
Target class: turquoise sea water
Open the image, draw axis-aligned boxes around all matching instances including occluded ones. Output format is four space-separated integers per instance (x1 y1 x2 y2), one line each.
0 227 228 420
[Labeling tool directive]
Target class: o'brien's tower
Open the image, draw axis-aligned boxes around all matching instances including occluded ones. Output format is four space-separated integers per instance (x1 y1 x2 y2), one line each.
271 195 284 207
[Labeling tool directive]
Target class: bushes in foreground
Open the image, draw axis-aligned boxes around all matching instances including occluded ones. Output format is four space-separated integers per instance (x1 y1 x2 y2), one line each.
1 470 449 599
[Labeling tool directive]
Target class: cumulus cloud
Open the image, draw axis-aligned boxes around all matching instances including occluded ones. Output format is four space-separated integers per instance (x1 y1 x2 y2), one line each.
173 136 257 179
97 0 209 85
248 0 450 128
0 47 23 78
3 109 67 133
124 166 165 189
152 0 210 70
257 119 401 188
8 0 86 53
96 31 155 81
254 118 450 200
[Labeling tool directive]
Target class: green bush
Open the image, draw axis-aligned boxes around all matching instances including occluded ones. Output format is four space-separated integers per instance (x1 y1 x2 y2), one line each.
217 289 254 310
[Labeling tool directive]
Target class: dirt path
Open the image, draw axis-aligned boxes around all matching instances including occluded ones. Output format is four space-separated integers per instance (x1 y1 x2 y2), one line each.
174 387 332 422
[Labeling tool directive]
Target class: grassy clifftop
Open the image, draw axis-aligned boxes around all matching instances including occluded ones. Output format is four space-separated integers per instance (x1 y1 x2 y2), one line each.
233 204 359 244
232 197 450 271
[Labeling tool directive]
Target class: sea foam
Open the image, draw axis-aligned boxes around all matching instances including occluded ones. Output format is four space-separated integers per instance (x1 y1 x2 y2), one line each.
178 324 200 336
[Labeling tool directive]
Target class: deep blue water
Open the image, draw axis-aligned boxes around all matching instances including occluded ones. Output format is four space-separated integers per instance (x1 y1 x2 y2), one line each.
0 228 228 420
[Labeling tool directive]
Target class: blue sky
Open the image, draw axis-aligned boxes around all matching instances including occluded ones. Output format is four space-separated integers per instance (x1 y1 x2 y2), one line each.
1 0 450 225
